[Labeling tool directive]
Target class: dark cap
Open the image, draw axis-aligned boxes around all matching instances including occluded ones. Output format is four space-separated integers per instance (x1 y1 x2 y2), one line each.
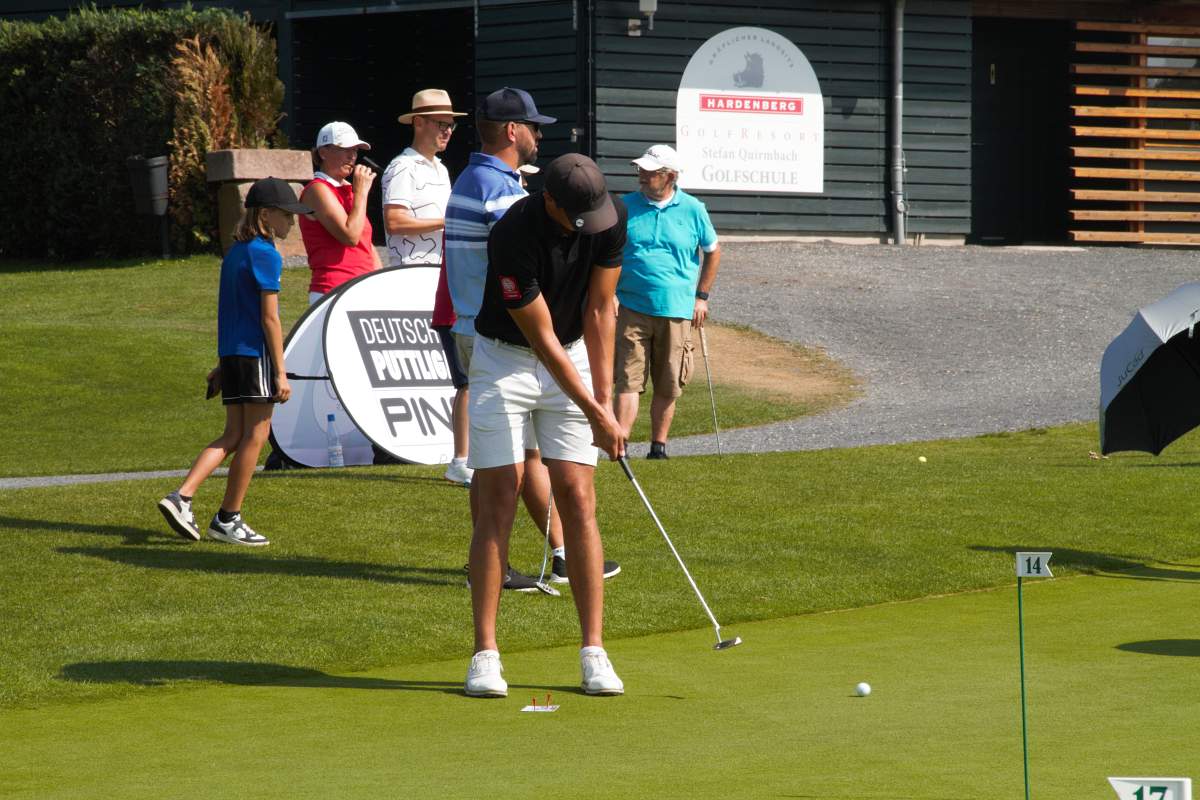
480 87 557 125
544 154 617 234
245 177 312 214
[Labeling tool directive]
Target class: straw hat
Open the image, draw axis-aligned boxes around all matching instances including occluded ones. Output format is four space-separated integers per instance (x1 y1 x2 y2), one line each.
398 89 467 124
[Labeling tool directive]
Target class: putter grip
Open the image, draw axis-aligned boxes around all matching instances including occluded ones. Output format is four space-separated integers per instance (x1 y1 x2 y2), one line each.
617 456 634 482
699 327 709 357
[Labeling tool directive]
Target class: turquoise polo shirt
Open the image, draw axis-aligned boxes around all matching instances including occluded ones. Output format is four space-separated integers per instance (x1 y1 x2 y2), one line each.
617 188 718 320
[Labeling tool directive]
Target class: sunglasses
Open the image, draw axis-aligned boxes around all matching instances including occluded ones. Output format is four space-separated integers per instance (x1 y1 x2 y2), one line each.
431 120 457 133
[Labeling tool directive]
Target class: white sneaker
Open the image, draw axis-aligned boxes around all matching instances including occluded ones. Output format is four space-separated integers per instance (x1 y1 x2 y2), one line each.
207 514 270 547
444 459 473 486
580 647 624 696
158 491 200 541
465 650 507 697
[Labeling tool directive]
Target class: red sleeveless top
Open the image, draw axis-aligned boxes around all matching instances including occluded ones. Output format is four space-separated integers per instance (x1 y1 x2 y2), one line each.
299 175 375 294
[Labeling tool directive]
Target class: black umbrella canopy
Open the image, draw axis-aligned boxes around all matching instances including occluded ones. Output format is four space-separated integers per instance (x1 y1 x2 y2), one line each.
1101 329 1200 456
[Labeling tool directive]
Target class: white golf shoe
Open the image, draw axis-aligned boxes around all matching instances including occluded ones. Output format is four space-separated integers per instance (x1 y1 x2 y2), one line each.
465 650 507 697
580 647 624 696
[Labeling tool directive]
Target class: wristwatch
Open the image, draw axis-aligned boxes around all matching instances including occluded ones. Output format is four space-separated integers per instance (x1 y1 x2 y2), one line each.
695 290 710 301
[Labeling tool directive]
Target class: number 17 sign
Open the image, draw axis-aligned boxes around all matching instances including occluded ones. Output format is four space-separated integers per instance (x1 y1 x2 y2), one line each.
1109 777 1192 800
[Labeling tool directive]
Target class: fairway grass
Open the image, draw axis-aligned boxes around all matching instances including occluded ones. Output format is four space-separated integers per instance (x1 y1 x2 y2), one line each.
5 562 1197 799
0 257 840 477
4 422 1200 714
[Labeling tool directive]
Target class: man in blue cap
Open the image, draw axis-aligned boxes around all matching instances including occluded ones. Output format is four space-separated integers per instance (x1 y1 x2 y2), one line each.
445 89 619 593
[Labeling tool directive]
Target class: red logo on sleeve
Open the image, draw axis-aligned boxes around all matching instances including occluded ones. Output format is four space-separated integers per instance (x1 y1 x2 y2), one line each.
499 276 521 300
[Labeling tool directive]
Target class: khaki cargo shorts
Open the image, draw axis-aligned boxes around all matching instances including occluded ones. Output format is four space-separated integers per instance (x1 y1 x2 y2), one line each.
614 305 694 399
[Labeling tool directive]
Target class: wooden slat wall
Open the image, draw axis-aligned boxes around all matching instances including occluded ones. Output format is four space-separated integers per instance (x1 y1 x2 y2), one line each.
476 0 580 167
592 0 971 235
1070 20 1200 245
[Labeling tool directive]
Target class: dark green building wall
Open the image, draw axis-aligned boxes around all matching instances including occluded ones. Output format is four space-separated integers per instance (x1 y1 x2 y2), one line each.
592 0 971 236
4 0 972 237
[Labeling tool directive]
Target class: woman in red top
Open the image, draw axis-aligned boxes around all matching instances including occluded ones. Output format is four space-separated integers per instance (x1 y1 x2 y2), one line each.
299 121 382 303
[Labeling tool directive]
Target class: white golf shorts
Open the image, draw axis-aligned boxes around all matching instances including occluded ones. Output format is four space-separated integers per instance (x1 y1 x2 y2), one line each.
468 336 597 469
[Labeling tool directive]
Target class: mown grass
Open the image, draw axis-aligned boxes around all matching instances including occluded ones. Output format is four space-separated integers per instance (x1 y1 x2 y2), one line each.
0 256 838 477
3 422 1198 709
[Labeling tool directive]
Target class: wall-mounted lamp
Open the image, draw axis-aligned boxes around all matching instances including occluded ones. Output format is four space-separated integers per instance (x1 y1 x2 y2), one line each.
639 0 657 29
628 0 656 36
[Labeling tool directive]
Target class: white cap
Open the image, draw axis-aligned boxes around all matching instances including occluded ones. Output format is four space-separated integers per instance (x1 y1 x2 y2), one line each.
518 164 540 175
631 144 682 173
315 121 371 150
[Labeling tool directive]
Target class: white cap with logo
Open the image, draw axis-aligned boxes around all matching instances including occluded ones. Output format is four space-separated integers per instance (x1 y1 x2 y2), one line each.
632 144 682 173
315 121 371 150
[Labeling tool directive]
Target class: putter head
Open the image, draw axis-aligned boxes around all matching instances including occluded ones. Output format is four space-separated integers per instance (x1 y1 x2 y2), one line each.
535 581 562 597
714 636 742 650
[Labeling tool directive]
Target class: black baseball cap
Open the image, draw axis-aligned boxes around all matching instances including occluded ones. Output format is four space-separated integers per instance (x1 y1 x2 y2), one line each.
480 87 557 125
245 177 312 214
544 154 617 234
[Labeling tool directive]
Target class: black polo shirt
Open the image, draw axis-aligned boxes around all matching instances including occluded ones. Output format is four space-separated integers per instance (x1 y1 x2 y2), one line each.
476 192 627 347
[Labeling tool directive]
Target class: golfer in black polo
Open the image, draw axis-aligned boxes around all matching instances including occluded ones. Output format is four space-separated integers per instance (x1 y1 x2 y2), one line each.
464 154 628 698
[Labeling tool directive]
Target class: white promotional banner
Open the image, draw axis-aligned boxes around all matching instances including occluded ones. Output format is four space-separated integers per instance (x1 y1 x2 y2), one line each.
323 266 456 465
271 289 375 468
676 26 823 194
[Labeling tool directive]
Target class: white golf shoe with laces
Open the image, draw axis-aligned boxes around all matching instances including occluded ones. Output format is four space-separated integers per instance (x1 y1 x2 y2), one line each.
580 646 624 695
465 649 507 697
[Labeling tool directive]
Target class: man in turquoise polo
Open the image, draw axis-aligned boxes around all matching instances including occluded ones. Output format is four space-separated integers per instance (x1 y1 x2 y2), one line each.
613 144 721 459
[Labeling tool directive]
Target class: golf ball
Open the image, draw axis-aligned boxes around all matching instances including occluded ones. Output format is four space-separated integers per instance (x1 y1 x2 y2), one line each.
855 682 872 697
918 456 927 463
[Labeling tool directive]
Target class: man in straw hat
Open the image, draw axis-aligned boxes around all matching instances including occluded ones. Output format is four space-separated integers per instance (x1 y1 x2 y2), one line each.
382 89 466 268
383 90 471 484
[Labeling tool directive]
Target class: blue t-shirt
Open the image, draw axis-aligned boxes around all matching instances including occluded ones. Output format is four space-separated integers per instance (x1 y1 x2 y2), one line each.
617 189 718 320
217 236 282 358
443 152 526 336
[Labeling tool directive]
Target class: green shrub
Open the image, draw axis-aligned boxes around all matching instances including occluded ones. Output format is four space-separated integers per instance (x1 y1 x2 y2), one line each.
0 7 284 259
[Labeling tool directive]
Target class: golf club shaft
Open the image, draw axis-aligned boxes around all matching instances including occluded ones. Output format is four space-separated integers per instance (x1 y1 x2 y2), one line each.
537 493 554 584
618 457 724 638
699 327 722 456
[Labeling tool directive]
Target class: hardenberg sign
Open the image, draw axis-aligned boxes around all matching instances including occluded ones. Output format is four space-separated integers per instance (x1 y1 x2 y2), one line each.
676 27 824 194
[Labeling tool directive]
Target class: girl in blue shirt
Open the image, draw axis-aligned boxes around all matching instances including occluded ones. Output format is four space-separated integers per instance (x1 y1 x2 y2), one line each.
158 178 311 547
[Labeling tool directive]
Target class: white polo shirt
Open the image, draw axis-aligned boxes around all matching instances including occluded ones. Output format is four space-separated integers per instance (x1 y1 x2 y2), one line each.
381 147 451 266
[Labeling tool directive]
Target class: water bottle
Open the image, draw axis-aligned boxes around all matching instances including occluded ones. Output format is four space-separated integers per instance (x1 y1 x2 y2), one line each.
325 412 344 468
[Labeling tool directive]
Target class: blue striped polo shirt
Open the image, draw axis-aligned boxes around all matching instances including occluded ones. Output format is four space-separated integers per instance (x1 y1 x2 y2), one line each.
444 152 526 336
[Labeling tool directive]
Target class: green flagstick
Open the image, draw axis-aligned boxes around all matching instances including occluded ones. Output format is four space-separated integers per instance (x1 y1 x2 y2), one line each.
1018 574 1031 800
1014 552 1052 800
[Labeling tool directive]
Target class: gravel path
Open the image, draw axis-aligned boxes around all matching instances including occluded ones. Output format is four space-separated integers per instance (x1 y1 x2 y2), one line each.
652 242 1199 457
4 243 1197 488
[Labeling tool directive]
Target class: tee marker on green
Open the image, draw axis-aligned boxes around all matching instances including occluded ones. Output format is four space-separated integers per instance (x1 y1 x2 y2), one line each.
1015 551 1052 800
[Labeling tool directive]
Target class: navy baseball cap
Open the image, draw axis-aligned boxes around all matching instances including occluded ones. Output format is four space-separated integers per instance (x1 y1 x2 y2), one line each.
480 87 557 125
544 154 617 234
245 177 312 214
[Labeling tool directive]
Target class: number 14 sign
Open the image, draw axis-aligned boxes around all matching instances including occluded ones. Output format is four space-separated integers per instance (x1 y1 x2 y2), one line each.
1109 777 1192 800
1016 552 1053 578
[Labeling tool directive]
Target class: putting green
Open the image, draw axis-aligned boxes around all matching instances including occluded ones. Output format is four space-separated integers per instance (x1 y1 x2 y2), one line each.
4 562 1197 799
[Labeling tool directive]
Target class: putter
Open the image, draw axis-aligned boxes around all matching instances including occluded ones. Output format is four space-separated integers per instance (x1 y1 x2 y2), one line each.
698 326 723 456
533 493 561 597
617 456 742 650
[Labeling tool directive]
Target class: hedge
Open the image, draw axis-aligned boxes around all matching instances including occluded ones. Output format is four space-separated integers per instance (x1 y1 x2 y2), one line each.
0 7 284 260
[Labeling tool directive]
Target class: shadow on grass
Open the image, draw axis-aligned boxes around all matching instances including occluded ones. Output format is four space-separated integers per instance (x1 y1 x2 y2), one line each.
57 660 582 695
0 514 159 545
59 545 461 586
1116 639 1200 658
969 545 1200 582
